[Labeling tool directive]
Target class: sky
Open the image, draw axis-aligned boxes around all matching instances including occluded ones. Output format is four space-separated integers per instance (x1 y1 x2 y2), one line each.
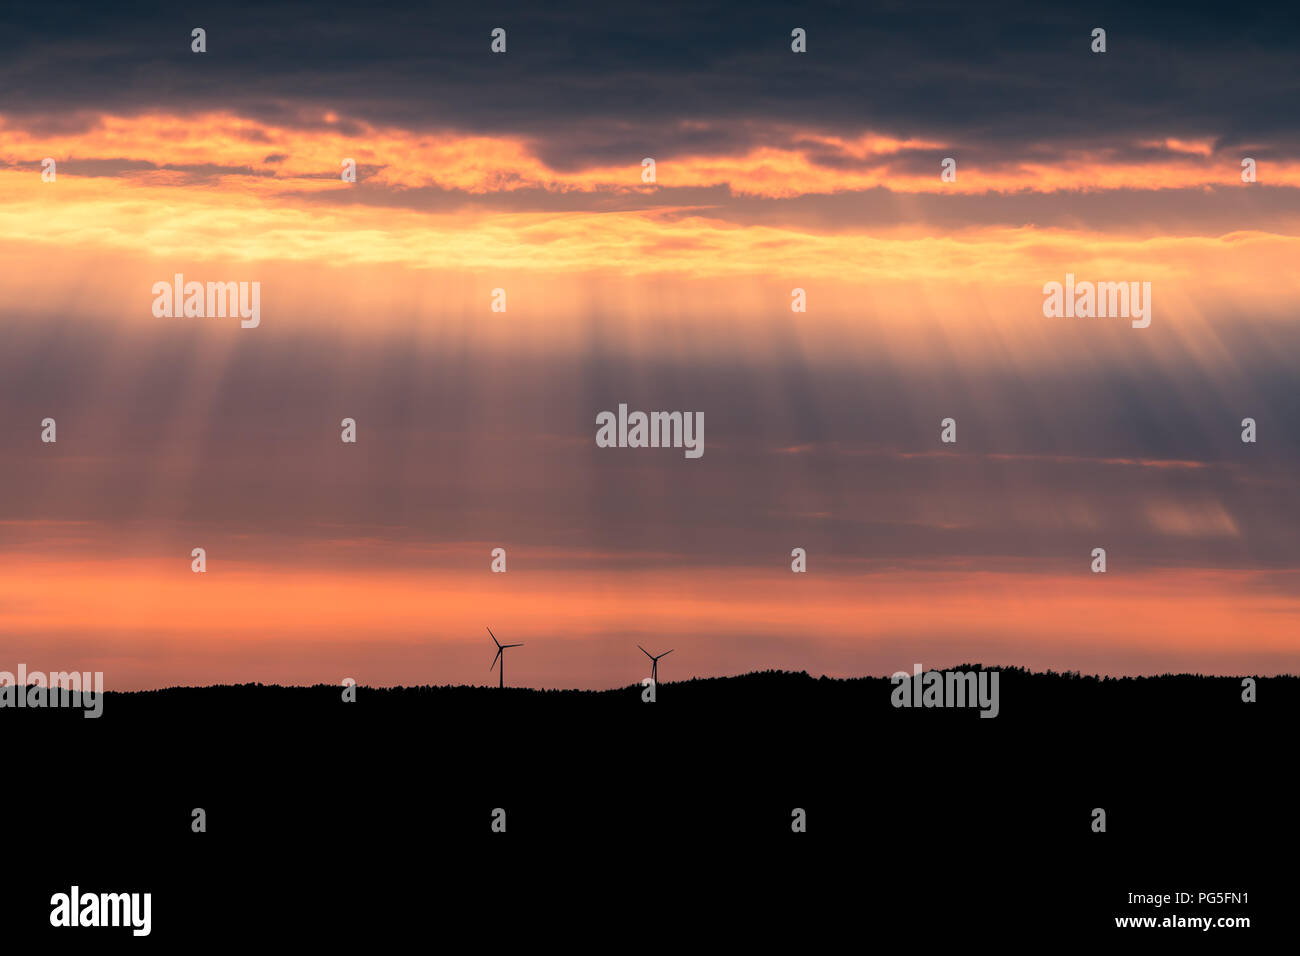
1 0 1297 689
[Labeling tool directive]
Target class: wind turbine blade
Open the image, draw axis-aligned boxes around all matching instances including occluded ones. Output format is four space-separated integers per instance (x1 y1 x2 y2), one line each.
486 626 501 648
660 650 674 658
638 645 654 659
491 648 502 670
504 643 524 648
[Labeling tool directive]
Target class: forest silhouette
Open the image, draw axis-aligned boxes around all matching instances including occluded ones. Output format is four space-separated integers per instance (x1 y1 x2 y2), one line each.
10 666 1290 938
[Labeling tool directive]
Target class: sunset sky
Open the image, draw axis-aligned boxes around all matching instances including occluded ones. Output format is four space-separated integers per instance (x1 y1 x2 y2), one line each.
2 1 1297 689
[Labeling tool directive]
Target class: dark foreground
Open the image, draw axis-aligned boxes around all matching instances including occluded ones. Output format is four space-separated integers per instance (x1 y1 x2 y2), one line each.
4 668 1293 943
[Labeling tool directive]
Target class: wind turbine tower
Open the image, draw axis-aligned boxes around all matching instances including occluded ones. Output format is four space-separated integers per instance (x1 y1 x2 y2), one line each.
488 627 524 689
638 645 673 688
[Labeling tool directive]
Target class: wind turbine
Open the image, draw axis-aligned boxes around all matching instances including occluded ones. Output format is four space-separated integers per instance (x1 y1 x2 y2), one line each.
487 627 523 689
638 645 673 687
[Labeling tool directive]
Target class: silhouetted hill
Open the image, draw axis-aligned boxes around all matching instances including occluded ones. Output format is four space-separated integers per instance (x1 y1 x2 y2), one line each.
8 667 1292 940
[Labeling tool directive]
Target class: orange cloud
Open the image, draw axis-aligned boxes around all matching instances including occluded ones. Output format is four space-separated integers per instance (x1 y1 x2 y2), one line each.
4 164 1300 287
2 556 1295 688
5 112 1300 199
